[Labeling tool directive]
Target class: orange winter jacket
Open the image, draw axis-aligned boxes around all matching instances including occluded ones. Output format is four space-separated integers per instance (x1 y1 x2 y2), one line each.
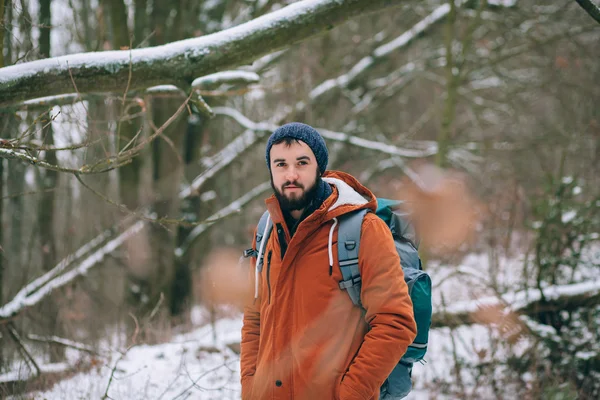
240 171 417 400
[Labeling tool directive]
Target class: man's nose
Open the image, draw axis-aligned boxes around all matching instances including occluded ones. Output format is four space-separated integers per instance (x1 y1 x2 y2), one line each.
285 166 299 181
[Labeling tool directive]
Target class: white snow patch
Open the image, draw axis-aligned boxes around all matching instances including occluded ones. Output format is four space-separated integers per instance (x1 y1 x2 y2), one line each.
32 315 244 400
562 210 577 224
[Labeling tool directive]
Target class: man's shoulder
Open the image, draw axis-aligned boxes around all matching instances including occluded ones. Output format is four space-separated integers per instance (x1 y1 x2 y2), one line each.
359 211 393 239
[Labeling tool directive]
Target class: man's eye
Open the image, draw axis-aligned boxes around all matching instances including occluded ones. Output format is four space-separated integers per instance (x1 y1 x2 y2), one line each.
298 161 308 166
276 163 285 167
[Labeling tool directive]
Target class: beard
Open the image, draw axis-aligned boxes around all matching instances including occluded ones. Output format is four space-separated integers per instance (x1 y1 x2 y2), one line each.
271 172 321 212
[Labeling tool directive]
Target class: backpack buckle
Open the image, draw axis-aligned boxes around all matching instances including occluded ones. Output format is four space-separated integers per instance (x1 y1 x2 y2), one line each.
243 248 257 258
338 276 361 290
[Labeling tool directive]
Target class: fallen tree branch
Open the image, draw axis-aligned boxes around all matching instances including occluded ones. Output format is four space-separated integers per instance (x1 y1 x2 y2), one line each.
317 128 438 158
0 0 403 106
26 334 105 357
0 221 145 320
433 279 600 328
575 0 600 24
6 323 41 377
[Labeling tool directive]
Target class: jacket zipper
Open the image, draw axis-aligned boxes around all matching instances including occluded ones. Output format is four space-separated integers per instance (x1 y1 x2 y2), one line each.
266 250 273 304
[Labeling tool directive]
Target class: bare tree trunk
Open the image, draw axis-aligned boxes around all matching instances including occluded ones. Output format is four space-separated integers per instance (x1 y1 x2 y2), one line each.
39 0 50 58
0 120 4 374
171 115 207 318
0 0 11 370
104 0 130 49
37 0 65 363
142 4 186 328
0 0 5 67
436 0 458 169
80 0 94 51
133 0 147 48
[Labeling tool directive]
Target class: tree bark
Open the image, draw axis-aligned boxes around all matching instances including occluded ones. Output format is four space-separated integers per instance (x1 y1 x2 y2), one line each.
170 115 206 318
144 95 187 329
0 0 5 67
37 0 65 363
0 0 404 106
436 0 458 169
133 0 147 48
104 0 131 49
39 0 51 58
3 0 12 65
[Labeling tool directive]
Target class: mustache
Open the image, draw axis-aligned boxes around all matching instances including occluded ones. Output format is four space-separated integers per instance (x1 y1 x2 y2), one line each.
282 181 304 189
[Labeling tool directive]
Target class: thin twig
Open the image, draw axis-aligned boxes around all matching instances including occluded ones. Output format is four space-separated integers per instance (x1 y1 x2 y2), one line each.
102 350 128 400
26 333 105 357
171 360 238 400
129 313 140 346
6 322 41 377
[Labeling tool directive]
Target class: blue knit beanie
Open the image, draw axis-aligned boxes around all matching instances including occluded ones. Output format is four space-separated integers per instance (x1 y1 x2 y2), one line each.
265 122 329 174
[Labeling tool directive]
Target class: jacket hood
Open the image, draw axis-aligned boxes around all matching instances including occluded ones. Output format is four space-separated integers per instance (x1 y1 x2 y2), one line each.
321 170 377 220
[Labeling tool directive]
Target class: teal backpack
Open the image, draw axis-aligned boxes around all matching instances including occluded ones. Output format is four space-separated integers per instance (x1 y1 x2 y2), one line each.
248 198 432 399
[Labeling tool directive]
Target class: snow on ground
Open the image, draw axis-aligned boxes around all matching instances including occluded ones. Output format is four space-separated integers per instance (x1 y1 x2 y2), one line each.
26 313 504 400
23 246 600 399
28 311 244 400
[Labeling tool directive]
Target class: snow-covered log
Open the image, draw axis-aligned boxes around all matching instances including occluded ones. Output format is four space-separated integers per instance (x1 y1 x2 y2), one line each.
0 0 402 106
432 279 600 329
0 221 145 320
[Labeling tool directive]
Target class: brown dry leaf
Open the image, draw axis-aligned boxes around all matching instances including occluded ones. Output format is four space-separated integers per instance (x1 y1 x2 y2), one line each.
470 304 505 326
470 304 526 345
197 248 253 309
124 229 152 279
400 165 482 256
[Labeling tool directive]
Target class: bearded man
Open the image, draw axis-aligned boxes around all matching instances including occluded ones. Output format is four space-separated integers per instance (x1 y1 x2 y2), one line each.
240 122 416 400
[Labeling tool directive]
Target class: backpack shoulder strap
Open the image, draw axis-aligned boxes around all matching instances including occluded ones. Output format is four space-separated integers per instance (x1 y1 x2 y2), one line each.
255 210 273 272
337 209 369 307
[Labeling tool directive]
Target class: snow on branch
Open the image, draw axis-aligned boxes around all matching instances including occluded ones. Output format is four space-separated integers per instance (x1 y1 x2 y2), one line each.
304 0 516 107
0 0 402 106
318 128 438 158
12 70 260 111
179 107 276 199
177 181 272 257
306 3 455 104
433 279 600 329
3 226 117 314
179 107 440 202
192 71 260 90
245 50 288 73
0 221 145 320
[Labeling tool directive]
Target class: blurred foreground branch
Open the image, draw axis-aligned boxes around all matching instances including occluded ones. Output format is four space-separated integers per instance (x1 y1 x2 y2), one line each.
575 0 600 24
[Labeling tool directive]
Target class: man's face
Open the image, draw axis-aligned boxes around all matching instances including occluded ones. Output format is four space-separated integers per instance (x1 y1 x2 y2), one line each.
269 140 319 212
